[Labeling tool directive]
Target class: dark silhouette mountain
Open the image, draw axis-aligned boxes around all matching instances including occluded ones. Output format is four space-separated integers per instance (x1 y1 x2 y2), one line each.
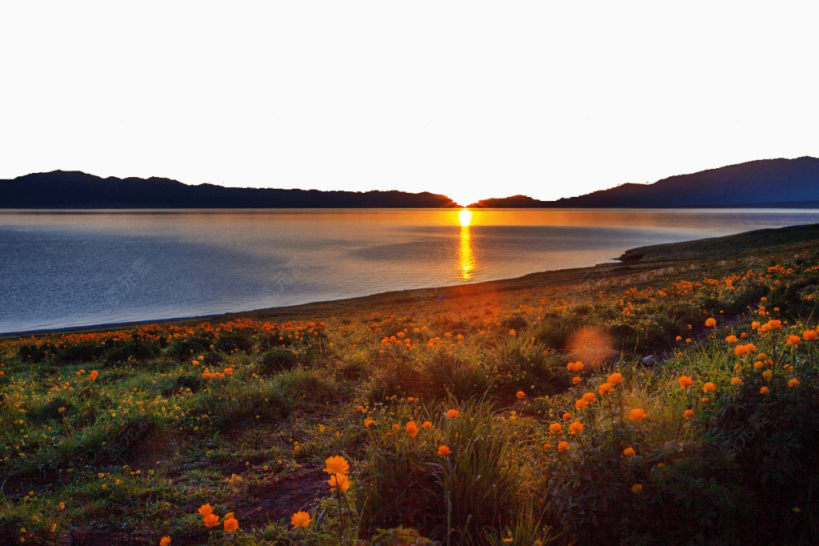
0 171 458 208
469 157 819 208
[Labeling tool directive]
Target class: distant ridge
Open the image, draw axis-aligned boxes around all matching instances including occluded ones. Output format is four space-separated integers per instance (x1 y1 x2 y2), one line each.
0 171 458 208
3 157 819 209
469 156 819 208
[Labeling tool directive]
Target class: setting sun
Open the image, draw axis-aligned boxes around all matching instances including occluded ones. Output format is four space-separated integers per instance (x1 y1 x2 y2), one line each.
458 208 473 227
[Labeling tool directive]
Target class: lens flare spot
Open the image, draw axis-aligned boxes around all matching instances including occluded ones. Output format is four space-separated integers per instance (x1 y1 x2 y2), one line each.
567 327 614 367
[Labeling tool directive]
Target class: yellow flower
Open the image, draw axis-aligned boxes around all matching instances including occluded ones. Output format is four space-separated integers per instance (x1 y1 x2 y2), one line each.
622 447 636 457
328 473 351 492
323 455 349 476
437 445 452 456
569 421 584 435
291 511 311 529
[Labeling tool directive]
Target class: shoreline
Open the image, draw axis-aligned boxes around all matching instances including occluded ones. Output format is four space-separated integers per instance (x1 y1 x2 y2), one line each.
5 222 819 338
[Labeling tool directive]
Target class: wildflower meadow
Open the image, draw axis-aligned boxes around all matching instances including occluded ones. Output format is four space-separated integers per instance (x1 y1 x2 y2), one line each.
1 228 818 544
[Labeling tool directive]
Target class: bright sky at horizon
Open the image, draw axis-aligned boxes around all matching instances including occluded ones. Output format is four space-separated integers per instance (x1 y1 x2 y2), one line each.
2 1 818 206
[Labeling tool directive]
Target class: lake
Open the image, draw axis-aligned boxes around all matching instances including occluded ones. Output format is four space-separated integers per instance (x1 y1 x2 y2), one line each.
2 208 819 334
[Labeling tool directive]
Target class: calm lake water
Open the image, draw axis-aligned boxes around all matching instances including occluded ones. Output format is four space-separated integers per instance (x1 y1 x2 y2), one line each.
2 208 819 333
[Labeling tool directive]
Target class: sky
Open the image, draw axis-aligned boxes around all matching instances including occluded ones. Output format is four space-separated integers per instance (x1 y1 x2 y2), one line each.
2 1 818 206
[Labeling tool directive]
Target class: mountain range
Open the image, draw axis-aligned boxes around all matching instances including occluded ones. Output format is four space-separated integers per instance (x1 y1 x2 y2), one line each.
469 156 819 208
1 156 818 208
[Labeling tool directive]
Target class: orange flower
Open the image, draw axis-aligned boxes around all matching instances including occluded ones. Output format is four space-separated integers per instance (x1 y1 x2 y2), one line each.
702 382 716 393
446 409 460 419
730 377 743 386
760 386 770 395
683 409 694 419
516 390 526 400
198 503 214 517
724 335 738 343
622 446 636 457
328 473 351 492
323 455 349 476
786 335 801 346
291 511 311 529
582 392 597 403
788 378 800 387
437 445 452 456
88 370 99 381
629 408 648 421
203 513 219 527
406 421 419 438
631 483 643 494
549 422 563 434
561 412 572 422
761 319 782 332
678 376 693 389
557 441 569 452
569 421 584 435
803 330 818 341
223 516 239 533
566 361 584 372
421 421 433 429
575 398 589 410
364 419 375 428
572 376 582 385
734 343 757 355
598 382 614 395
159 537 171 546
705 318 717 327
607 372 623 385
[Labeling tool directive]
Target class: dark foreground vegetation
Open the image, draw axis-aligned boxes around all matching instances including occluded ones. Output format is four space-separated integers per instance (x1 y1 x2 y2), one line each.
2 225 819 544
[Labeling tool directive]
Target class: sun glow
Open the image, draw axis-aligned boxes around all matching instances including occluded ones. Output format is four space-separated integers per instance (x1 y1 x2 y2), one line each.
458 208 473 227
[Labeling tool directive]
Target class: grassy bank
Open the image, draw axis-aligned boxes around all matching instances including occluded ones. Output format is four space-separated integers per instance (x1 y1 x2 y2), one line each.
2 225 819 544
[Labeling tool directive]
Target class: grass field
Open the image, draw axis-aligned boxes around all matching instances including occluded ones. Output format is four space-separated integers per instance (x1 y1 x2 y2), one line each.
2 224 819 545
